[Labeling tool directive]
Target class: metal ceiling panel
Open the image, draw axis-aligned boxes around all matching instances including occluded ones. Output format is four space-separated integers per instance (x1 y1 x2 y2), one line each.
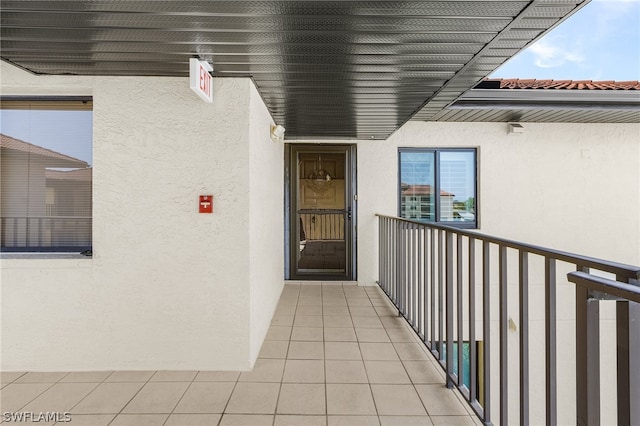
1 0 589 139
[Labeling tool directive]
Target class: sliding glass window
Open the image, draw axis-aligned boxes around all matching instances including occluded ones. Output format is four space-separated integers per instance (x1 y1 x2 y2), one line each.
0 98 93 252
399 148 477 228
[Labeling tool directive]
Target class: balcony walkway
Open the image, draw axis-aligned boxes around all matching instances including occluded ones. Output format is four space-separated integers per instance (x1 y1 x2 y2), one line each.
1 283 479 426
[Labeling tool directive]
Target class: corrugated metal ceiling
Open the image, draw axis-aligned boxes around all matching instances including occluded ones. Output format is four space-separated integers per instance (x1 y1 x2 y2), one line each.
1 0 589 139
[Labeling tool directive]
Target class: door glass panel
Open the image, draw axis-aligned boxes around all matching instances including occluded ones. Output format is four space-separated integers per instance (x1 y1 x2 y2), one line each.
296 152 347 275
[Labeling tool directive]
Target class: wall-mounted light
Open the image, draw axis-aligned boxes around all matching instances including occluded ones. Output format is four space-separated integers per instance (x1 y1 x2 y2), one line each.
508 123 524 134
270 124 286 142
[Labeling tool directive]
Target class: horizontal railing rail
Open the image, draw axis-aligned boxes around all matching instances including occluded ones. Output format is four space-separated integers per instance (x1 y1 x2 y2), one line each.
376 214 639 426
1 216 92 251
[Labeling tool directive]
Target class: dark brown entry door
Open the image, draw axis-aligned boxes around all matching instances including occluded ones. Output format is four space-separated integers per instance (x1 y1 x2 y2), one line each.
289 145 356 280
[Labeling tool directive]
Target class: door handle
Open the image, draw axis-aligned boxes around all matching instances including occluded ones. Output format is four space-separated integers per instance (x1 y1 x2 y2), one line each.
347 207 352 220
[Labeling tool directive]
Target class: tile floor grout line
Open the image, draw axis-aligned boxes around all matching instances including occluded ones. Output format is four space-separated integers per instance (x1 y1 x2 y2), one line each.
159 374 196 426
105 370 157 426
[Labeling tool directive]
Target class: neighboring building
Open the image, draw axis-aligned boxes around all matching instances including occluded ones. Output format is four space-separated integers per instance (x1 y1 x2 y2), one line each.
400 184 455 221
0 134 92 250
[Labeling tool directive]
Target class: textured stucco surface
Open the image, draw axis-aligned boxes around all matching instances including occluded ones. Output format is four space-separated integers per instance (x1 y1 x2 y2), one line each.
0 62 275 371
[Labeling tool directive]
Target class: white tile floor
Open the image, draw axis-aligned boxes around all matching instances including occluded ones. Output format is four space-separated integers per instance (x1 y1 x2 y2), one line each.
1 283 481 426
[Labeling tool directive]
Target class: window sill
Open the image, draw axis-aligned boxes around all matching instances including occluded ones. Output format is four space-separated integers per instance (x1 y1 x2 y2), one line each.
0 252 92 260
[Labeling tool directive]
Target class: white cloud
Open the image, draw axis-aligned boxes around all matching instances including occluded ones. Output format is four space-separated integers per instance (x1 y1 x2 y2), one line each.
530 39 585 69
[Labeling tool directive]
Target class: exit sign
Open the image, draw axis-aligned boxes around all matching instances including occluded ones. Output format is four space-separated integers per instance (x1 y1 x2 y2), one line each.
189 58 213 103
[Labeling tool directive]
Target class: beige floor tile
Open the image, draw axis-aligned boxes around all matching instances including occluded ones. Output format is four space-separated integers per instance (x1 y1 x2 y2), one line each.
272 315 295 326
387 328 419 343
266 326 292 341
323 316 353 328
21 382 98 412
430 416 476 425
375 306 399 317
288 342 324 360
122 382 189 413
327 415 380 426
349 307 378 316
370 384 427 416
275 306 297 317
0 383 52 412
109 414 168 425
380 415 433 425
71 382 144 414
415 385 468 416
351 316 384 328
291 326 324 341
393 343 430 360
14 372 68 383
298 296 323 306
326 384 377 415
323 306 350 316
105 371 155 382
322 299 348 307
324 342 362 360
380 317 405 329
364 361 411 384
297 305 323 316
277 383 325 415
259 341 289 359
0 372 26 384
275 414 327 425
283 360 325 383
347 299 373 307
359 343 400 361
225 382 280 414
173 382 235 414
220 414 275 425
325 361 368 384
403 361 443 384
324 327 357 342
60 372 112 383
294 315 324 327
62 414 115 425
165 414 222 426
239 359 285 383
150 371 198 382
194 371 240 382
355 328 391 343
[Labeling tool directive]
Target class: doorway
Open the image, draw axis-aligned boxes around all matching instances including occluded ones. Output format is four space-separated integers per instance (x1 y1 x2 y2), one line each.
286 145 356 281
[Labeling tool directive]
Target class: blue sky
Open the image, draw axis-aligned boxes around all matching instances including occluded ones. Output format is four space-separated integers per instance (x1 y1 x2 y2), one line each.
490 0 640 81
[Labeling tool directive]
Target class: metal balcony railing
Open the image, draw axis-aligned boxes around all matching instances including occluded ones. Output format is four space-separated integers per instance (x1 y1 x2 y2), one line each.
1 216 92 251
376 214 640 426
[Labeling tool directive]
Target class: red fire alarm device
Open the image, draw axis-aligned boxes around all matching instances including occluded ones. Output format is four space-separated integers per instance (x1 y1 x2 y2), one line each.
199 195 213 213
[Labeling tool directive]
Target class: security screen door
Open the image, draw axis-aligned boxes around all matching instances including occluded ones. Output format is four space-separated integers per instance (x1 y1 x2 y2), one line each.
289 145 355 280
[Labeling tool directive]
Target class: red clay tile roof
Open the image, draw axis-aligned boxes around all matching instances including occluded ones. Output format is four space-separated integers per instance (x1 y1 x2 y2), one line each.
401 184 454 197
0 133 88 167
479 79 640 90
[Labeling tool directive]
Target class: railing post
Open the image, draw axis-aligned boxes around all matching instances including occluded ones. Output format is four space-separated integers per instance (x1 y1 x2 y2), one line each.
482 241 491 423
519 251 530 426
616 300 640 426
545 257 557 426
446 231 454 388
576 286 600 426
499 245 508 425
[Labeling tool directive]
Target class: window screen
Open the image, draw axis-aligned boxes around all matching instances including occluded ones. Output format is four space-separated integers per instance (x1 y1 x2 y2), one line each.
1 98 93 252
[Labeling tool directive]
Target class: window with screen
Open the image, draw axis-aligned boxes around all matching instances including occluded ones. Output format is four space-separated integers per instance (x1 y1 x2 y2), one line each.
0 98 93 252
399 148 477 228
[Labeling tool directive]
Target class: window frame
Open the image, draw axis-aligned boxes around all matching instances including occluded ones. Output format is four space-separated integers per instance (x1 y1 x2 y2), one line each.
0 96 93 253
398 147 478 229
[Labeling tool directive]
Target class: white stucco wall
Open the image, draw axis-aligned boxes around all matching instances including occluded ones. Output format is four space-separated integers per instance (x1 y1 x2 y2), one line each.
1 62 282 371
248 83 284 363
356 120 640 285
